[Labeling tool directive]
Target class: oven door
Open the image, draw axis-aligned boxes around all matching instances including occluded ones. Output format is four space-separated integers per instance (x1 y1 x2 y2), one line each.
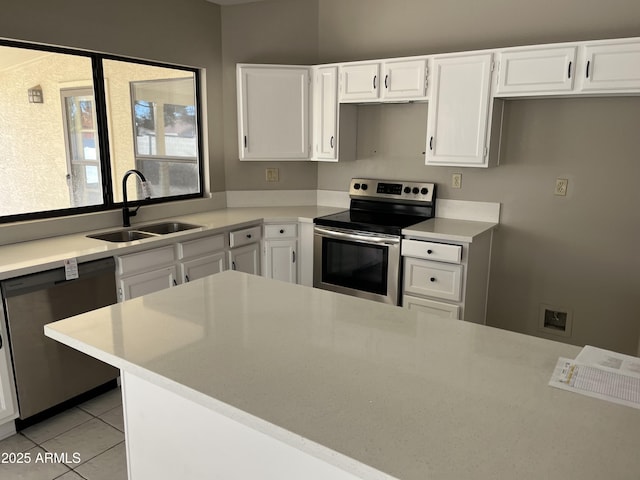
313 226 401 305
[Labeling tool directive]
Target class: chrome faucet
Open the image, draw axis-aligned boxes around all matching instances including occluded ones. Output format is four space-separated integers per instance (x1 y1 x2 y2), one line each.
122 169 151 227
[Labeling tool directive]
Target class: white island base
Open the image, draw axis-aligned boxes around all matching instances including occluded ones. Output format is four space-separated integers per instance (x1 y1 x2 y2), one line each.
122 371 383 479
45 271 640 480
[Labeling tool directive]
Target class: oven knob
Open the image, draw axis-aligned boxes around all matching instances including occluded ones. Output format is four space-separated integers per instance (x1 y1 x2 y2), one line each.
361 183 368 190
412 187 419 194
403 186 411 194
421 187 429 195
354 183 361 190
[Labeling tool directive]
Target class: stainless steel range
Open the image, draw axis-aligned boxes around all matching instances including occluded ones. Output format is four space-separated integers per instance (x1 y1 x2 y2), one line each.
314 178 436 305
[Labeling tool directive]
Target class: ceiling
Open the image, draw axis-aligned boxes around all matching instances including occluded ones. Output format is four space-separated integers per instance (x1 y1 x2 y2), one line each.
206 0 264 5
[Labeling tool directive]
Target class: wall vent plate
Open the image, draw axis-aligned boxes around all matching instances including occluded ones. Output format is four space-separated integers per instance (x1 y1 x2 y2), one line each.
539 304 572 337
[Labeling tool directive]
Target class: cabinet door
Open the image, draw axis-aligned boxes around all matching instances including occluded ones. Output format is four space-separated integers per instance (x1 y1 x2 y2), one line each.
581 41 640 92
0 308 18 425
180 252 226 283
403 294 460 320
119 266 179 301
496 46 577 95
382 59 428 100
312 66 338 161
229 243 260 275
237 65 309 160
264 239 297 284
339 63 380 102
426 53 493 167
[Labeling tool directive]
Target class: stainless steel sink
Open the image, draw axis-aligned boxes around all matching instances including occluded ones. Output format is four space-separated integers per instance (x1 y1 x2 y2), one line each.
87 230 155 243
136 222 201 235
87 222 202 243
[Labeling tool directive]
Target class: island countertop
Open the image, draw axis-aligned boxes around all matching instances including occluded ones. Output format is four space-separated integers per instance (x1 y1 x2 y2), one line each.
45 271 640 480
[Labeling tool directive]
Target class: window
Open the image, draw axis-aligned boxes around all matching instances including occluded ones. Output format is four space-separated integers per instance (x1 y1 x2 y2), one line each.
0 41 203 222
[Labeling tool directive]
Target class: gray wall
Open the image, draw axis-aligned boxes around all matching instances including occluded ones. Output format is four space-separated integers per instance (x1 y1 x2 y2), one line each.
220 0 319 191
0 0 225 192
223 0 640 353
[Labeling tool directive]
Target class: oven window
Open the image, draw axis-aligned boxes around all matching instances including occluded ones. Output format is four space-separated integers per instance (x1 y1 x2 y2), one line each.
322 238 388 295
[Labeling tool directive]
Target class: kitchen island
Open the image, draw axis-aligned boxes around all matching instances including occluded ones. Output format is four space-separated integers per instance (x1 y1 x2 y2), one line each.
45 271 640 479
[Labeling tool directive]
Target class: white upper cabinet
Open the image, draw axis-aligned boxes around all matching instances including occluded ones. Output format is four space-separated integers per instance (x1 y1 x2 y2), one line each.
425 53 495 167
237 65 309 160
311 66 339 161
382 58 428 100
579 39 640 93
339 58 428 102
339 62 381 102
495 46 577 96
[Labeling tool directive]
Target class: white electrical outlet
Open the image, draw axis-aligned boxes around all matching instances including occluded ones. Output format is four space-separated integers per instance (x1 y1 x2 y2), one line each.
555 178 568 196
452 173 462 189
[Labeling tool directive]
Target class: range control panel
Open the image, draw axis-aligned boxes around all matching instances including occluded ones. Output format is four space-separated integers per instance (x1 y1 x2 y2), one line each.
349 178 435 203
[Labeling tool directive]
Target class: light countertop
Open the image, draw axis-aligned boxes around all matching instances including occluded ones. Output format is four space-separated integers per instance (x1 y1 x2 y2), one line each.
402 217 497 243
45 271 640 480
0 206 343 280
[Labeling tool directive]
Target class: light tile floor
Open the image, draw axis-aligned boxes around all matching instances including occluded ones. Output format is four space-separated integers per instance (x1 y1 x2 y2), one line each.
0 388 127 480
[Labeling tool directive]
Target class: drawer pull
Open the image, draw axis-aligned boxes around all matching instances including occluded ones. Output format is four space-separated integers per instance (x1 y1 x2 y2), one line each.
185 274 190 283
427 249 433 254
429 277 436 282
172 279 177 286
246 234 252 239
280 229 284 234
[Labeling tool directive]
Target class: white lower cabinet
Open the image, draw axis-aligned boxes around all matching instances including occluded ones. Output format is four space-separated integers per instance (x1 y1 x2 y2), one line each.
0 307 18 436
229 224 262 275
117 245 178 301
177 234 227 283
229 243 260 275
402 231 493 324
119 266 179 301
403 295 460 319
263 223 298 284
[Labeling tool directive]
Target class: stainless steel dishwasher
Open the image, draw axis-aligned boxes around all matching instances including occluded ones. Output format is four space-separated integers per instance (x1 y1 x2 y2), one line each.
1 257 119 423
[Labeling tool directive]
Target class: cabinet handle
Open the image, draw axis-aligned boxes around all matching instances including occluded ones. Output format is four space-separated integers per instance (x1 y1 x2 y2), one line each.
429 136 434 151
244 135 247 148
429 277 436 282
567 61 572 79
384 74 388 89
292 251 296 263
427 249 433 254
586 60 591 78
185 274 190 283
232 261 236 270
246 234 252 239
280 229 285 234
330 136 334 149
0 333 3 350
172 279 177 286
373 75 377 89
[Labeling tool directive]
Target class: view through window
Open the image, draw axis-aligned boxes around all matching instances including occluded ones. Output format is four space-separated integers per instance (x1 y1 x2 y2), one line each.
0 42 202 221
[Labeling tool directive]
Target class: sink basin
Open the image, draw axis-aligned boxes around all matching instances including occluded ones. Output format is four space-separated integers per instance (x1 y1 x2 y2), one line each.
137 222 201 235
87 230 155 243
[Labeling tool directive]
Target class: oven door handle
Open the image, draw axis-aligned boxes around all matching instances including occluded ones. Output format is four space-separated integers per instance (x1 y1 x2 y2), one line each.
314 226 400 246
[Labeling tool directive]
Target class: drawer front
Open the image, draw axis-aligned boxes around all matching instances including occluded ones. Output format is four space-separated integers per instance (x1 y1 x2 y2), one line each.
178 234 225 259
264 223 298 239
403 294 460 320
118 245 176 275
403 258 462 301
229 225 262 248
402 239 462 263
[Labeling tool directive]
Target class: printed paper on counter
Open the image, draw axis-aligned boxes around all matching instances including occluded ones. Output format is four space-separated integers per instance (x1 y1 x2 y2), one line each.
574 345 640 379
549 357 640 410
64 258 79 280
